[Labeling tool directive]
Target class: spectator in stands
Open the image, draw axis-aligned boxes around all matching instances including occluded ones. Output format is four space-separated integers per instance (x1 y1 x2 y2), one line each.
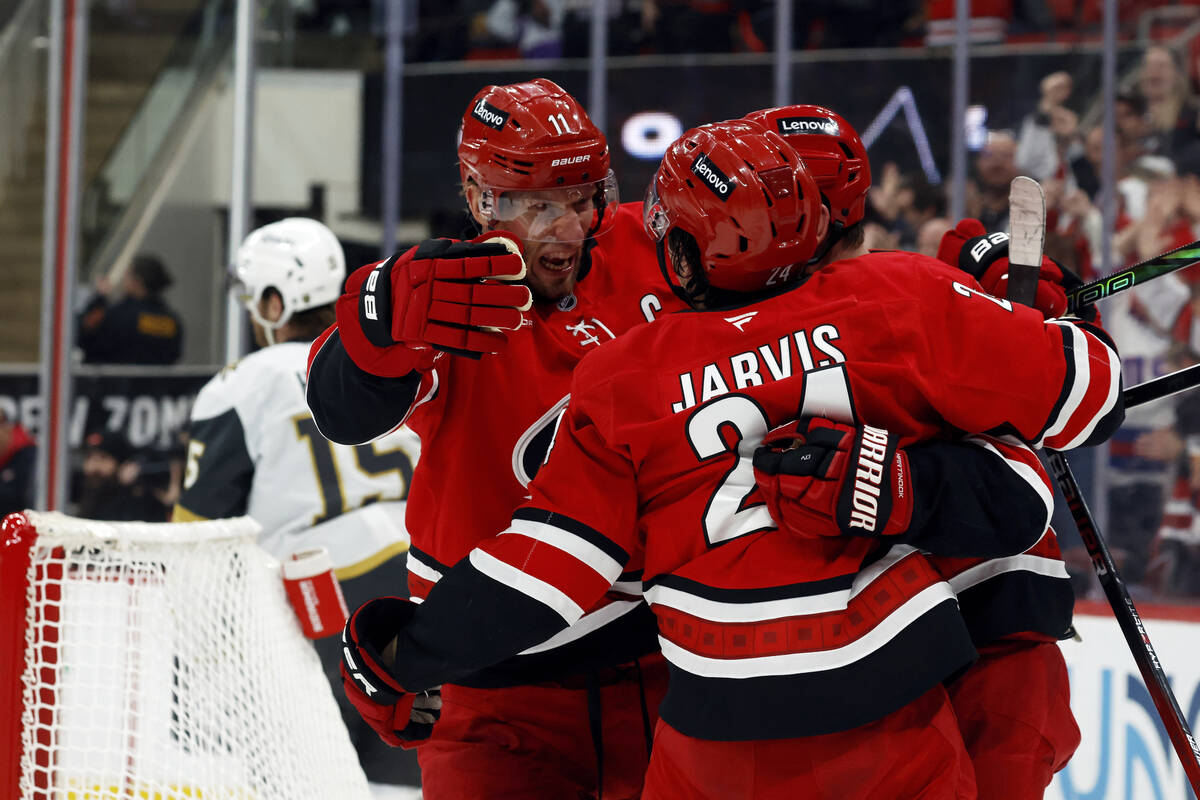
483 0 566 58
75 429 171 522
1139 44 1200 157
896 174 947 249
1152 359 1200 598
1116 89 1156 158
1069 93 1153 208
1068 126 1104 202
1047 179 1101 281
77 255 184 365
864 163 946 249
969 130 1019 233
1016 70 1081 183
0 408 35 517
916 216 952 258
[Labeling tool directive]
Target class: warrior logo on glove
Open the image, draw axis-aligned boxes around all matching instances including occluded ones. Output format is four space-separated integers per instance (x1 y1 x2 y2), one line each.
752 417 914 539
339 596 442 748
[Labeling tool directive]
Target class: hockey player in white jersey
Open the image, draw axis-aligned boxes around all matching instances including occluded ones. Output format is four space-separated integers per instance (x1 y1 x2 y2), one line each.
173 218 422 794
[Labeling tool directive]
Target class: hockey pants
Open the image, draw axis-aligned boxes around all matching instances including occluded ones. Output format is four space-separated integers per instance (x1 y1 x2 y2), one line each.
946 639 1080 799
417 653 669 799
642 683 977 800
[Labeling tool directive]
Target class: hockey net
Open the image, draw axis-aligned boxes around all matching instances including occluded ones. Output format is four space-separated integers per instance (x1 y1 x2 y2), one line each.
1 511 372 800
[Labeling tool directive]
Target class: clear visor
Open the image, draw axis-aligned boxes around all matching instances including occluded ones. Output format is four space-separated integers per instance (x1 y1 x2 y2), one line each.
480 171 618 243
643 181 672 242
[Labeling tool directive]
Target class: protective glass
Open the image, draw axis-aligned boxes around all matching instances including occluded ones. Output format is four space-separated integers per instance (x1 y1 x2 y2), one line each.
480 171 618 243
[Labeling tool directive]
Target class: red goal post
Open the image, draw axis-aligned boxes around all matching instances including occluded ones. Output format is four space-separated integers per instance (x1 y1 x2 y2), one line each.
0 511 372 800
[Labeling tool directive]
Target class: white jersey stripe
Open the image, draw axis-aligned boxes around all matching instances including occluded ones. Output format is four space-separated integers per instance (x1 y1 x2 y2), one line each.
503 518 625 584
518 599 643 655
644 546 917 624
947 553 1069 594
963 435 1053 528
469 548 584 624
406 551 444 584
645 582 851 622
611 579 644 597
1037 322 1090 446
1055 333 1121 450
658 582 955 678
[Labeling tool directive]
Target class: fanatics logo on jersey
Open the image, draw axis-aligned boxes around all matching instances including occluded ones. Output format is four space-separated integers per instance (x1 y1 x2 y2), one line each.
775 116 839 137
471 99 509 130
691 153 734 202
724 311 758 331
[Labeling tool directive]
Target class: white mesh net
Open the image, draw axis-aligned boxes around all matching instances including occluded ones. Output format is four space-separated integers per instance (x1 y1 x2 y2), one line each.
8 512 371 800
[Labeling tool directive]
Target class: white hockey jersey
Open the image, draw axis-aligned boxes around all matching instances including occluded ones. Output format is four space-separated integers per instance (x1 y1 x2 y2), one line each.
175 341 419 575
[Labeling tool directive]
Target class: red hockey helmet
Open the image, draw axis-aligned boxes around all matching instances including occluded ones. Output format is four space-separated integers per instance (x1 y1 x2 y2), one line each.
458 79 618 242
743 105 870 229
644 121 824 296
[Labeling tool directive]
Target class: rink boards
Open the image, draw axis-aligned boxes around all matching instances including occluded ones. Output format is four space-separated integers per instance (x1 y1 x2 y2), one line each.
1050 601 1200 800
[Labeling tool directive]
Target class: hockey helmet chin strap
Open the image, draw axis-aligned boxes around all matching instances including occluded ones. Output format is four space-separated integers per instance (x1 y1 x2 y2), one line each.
244 297 291 347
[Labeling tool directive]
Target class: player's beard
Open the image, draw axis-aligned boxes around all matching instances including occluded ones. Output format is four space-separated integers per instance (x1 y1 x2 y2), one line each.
524 239 584 303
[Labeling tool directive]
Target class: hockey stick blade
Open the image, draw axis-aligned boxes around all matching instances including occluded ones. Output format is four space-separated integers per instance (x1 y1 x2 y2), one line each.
1067 239 1200 313
1125 363 1200 409
1046 451 1200 791
1007 176 1045 307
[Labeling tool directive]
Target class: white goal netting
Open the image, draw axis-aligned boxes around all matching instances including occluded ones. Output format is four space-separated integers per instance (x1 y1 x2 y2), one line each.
1 511 372 800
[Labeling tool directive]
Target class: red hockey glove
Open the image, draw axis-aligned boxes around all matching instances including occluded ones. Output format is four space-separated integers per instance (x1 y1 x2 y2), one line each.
340 596 441 748
936 218 1097 322
751 418 914 539
356 233 532 361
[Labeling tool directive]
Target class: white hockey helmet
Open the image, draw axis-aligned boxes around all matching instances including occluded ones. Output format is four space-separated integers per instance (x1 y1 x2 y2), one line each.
234 217 345 336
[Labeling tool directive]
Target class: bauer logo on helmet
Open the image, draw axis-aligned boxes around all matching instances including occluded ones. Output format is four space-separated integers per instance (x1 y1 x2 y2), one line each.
691 153 734 202
472 99 510 130
775 116 840 136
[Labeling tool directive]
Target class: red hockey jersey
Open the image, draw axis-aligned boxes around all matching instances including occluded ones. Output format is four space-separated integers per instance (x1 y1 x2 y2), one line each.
307 202 688 685
385 249 1123 740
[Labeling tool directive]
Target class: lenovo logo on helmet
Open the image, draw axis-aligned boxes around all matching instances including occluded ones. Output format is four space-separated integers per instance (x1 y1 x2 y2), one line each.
471 99 510 131
551 155 589 167
776 116 839 136
691 153 734 202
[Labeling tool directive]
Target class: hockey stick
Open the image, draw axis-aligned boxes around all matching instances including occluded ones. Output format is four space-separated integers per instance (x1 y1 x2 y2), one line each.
1066 239 1200 314
1008 181 1200 791
1007 177 1044 307
1125 363 1200 409
1046 452 1200 791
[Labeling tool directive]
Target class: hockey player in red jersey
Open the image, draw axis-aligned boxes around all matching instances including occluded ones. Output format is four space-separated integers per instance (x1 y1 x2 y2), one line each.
745 104 1087 797
306 79 684 798
934 217 1094 796
333 122 1124 799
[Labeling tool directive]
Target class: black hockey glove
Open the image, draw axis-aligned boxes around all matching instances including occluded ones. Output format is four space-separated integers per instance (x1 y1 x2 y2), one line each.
752 417 914 539
340 596 442 748
937 218 1097 322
